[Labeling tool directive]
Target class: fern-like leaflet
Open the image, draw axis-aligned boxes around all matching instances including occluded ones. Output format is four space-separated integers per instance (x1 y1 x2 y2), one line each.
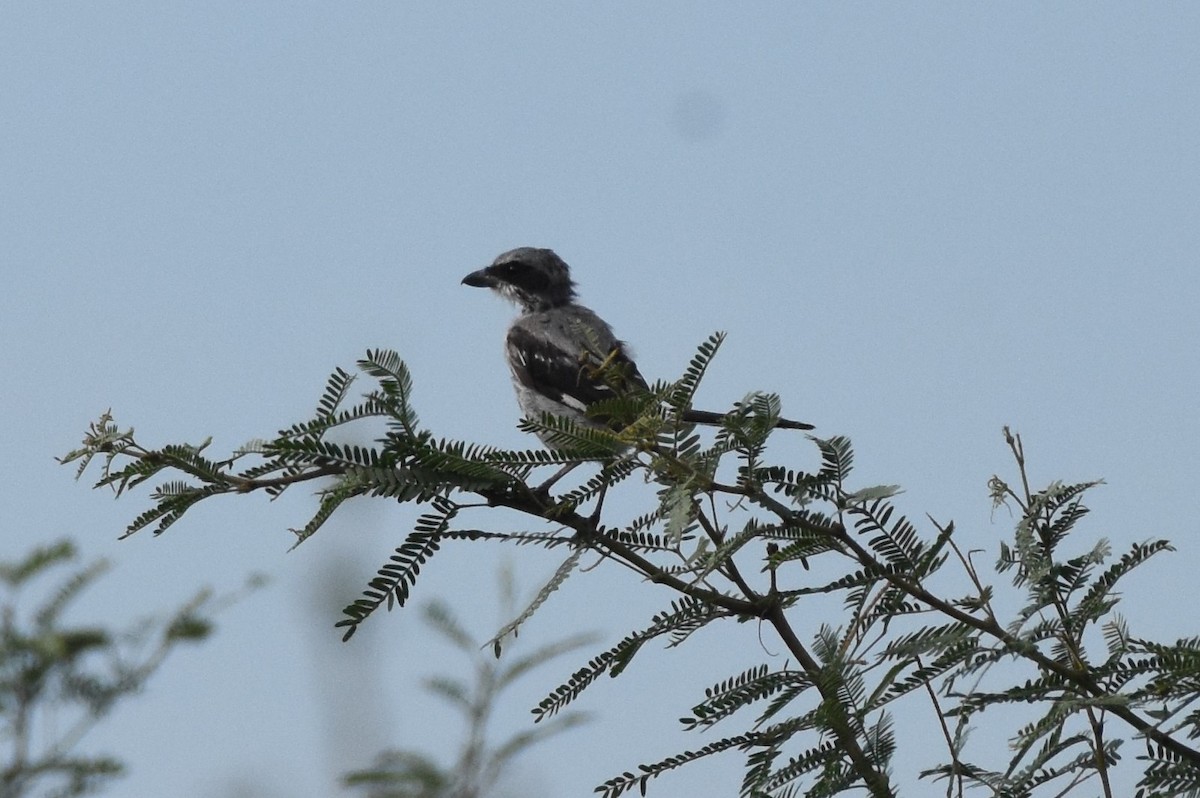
335 496 457 641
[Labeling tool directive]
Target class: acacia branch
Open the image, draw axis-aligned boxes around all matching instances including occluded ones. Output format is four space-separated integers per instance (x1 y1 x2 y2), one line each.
764 603 896 798
475 485 896 797
815 505 1200 771
716 467 1200 772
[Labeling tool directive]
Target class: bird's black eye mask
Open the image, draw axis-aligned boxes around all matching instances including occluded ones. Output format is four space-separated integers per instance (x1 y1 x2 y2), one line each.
492 261 549 292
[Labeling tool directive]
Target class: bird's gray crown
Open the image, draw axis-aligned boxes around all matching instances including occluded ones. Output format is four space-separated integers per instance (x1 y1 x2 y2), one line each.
462 247 578 311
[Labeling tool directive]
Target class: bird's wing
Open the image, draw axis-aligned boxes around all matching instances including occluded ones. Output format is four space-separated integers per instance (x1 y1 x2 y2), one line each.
506 317 649 416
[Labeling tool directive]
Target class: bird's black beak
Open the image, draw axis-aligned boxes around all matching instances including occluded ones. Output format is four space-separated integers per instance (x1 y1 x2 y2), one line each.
461 268 496 288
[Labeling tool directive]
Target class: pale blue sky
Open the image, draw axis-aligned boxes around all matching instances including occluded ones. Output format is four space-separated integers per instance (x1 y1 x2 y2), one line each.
3 4 1199 796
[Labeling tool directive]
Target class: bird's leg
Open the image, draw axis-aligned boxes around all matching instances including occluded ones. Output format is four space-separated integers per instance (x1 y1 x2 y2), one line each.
588 481 609 525
535 461 581 495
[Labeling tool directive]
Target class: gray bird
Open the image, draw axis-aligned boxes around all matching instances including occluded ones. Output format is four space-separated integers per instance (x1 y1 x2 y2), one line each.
462 247 814 446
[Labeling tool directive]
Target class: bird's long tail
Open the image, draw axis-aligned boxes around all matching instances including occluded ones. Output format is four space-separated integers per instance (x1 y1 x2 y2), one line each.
680 409 814 431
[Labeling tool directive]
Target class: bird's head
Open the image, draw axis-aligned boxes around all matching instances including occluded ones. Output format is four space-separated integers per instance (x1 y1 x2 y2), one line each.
462 247 578 312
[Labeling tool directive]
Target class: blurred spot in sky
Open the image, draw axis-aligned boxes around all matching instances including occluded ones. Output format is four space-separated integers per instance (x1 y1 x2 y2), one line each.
670 88 727 142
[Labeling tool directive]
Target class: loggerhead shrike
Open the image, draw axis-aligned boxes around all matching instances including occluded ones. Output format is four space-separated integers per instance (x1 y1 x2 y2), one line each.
462 247 813 446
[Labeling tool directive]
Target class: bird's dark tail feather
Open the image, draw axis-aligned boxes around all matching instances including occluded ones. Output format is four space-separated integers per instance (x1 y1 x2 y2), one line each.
680 409 814 431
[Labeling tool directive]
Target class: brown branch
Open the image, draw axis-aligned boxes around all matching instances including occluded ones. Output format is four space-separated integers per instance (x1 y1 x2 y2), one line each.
820 514 1200 770
692 503 762 602
719 467 1200 772
225 464 344 493
918 653 964 798
479 486 897 798
764 603 896 798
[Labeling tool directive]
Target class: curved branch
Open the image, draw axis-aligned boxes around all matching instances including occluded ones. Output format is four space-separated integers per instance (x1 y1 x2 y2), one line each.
478 486 897 797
